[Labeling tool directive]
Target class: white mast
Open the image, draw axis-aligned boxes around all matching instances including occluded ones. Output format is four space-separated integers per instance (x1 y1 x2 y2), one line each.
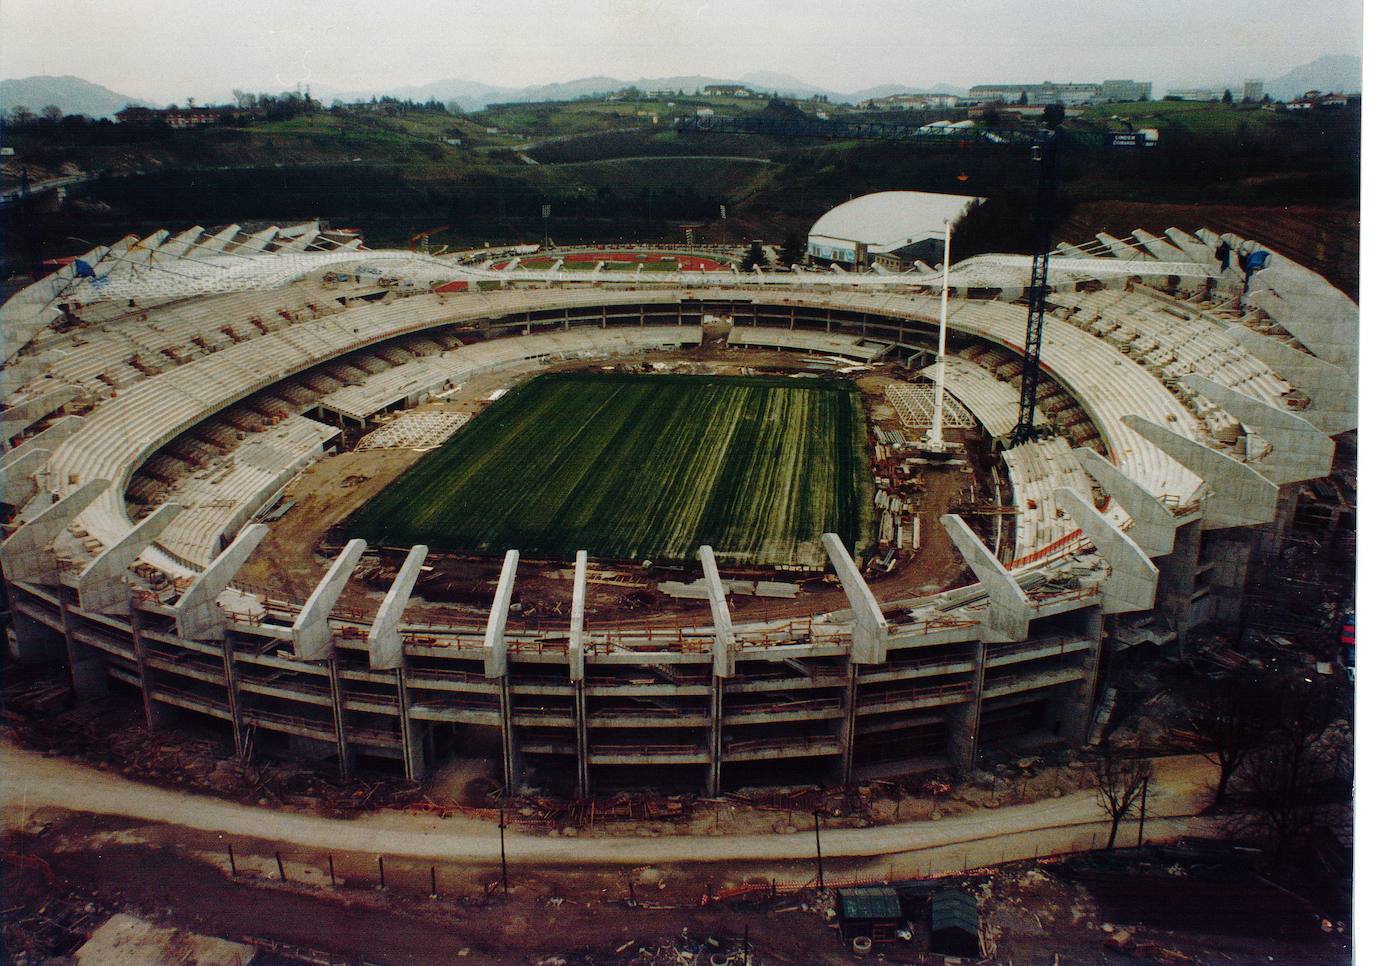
927 219 952 449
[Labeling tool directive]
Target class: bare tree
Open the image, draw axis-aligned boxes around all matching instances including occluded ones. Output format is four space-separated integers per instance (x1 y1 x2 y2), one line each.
1185 670 1270 810
40 104 63 123
1234 677 1351 862
1092 749 1154 849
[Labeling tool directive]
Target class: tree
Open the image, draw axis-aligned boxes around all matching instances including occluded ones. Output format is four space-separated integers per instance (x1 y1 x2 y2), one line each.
1017 90 1029 106
1234 677 1351 862
740 241 766 271
1041 102 1066 128
1186 670 1271 810
1222 89 1234 105
40 104 62 123
1091 748 1154 848
8 105 34 124
777 234 804 268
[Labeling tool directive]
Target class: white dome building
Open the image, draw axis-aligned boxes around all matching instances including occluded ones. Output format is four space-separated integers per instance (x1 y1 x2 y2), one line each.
807 190 984 269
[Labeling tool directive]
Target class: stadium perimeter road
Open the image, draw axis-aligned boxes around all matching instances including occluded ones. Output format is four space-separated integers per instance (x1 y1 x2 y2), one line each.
0 740 1223 876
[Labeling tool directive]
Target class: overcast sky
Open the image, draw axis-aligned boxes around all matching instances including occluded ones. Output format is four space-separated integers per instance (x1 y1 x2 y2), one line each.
1 0 1363 101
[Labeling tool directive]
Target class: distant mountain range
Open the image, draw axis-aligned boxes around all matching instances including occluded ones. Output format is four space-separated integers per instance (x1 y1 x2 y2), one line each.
0 55 1359 120
0 74 149 118
1262 54 1361 101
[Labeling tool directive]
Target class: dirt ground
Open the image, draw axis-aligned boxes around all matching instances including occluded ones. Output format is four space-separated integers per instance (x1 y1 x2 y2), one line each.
2 812 1350 966
233 347 983 624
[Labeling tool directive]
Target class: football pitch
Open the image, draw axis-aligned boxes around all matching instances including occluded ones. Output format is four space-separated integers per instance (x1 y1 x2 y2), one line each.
348 372 875 568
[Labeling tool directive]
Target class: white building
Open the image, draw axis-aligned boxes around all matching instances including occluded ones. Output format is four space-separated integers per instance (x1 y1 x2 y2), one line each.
807 191 984 268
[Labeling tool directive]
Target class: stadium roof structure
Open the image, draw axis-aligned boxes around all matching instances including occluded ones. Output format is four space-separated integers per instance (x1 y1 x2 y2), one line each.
808 190 985 257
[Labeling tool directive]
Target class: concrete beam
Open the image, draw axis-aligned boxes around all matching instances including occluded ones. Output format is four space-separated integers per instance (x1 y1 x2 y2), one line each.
0 446 49 506
1 386 78 440
7 415 83 461
940 515 1031 642
1222 326 1356 435
1055 488 1158 615
1096 232 1144 260
1244 287 1357 369
77 503 183 613
568 550 588 683
821 532 889 664
174 523 269 640
1123 416 1279 530
1130 229 1186 261
0 480 109 583
291 539 366 661
1180 375 1335 484
1073 449 1179 558
368 545 427 670
483 550 519 678
698 546 735 679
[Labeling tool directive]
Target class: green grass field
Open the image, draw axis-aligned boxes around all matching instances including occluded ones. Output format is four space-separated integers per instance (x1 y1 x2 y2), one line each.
348 373 874 568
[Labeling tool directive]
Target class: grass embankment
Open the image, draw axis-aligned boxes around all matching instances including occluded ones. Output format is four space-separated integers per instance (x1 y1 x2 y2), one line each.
349 372 874 568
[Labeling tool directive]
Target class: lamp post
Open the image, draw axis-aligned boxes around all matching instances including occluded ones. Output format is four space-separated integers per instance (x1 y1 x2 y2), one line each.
499 806 509 896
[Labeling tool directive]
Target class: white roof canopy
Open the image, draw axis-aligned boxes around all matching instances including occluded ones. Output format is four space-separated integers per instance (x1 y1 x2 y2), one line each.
809 190 984 254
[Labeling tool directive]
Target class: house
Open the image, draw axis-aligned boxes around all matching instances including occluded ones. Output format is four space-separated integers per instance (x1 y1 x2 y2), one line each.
930 889 981 957
703 84 752 97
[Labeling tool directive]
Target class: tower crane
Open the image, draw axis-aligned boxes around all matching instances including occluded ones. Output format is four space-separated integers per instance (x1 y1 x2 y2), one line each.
675 114 1156 443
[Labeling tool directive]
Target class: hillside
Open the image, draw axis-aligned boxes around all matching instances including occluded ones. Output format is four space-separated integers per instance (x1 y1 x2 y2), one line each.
0 75 147 119
1266 54 1361 101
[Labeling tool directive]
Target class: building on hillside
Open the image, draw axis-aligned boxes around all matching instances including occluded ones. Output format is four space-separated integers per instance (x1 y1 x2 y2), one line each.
115 105 235 127
703 84 753 97
968 82 1102 106
862 93 959 110
1101 79 1153 102
807 190 983 269
1165 87 1227 101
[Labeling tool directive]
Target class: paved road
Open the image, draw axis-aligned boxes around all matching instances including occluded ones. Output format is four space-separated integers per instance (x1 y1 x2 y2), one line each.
0 741 1221 875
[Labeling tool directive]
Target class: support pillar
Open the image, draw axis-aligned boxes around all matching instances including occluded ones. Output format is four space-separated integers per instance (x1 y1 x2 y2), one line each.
128 596 171 729
940 515 1032 642
368 545 427 669
291 539 366 660
821 533 889 664
569 551 590 798
326 658 353 780
59 589 107 700
1055 488 1159 614
174 524 268 640
484 550 521 793
0 480 109 584
220 637 247 758
76 503 183 613
837 663 859 785
396 668 425 781
699 546 733 796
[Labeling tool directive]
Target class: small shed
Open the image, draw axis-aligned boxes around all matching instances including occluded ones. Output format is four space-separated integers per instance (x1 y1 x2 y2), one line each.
930 889 981 957
837 886 903 941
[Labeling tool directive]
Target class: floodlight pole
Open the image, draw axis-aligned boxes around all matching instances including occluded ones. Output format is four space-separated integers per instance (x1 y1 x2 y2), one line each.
927 219 952 449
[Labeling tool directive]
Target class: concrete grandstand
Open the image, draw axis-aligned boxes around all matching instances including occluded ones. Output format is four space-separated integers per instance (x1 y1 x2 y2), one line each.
0 219 1354 796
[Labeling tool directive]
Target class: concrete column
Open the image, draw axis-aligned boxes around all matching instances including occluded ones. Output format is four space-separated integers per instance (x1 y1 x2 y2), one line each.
0 446 49 507
0 480 109 584
292 539 366 661
1201 527 1257 625
174 524 269 640
5 596 65 662
569 551 590 798
698 546 735 678
940 515 1031 643
1056 608 1104 744
368 545 427 669
58 589 107 700
1160 519 1204 643
945 642 984 773
484 550 520 793
1055 488 1159 614
326 658 353 780
1180 374 1335 485
128 597 171 729
1123 416 1279 529
220 638 247 758
837 663 860 785
76 503 183 614
821 533 888 664
1074 449 1180 558
396 668 425 781
698 546 732 796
